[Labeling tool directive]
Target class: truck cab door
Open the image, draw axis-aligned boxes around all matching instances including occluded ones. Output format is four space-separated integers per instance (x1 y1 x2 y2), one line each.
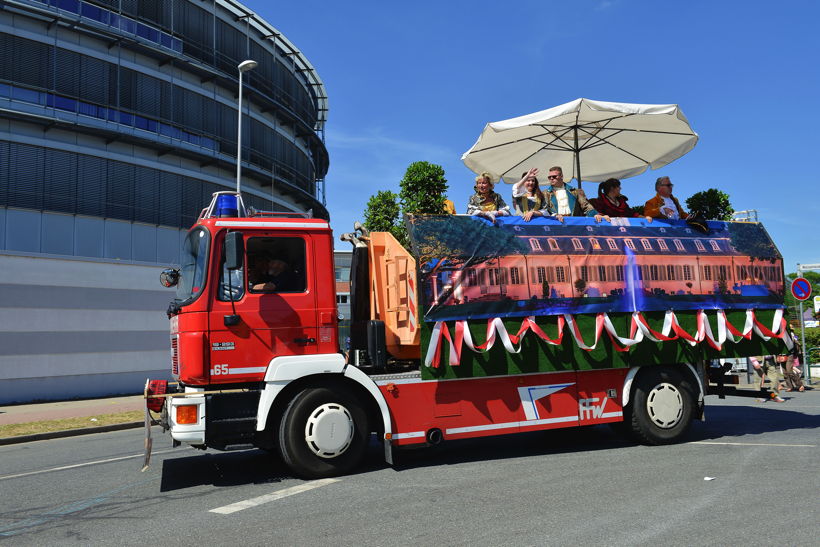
208 232 318 383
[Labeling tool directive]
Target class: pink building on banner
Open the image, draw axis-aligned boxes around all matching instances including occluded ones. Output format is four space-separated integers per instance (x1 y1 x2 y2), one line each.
437 227 783 305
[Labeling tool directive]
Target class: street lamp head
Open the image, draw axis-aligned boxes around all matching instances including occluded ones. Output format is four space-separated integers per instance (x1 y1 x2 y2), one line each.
238 59 258 73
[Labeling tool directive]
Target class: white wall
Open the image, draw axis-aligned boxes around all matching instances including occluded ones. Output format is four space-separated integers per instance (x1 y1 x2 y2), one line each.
0 253 175 403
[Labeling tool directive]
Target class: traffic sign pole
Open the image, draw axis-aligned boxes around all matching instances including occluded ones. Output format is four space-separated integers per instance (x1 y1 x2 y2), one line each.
797 264 813 385
799 300 808 384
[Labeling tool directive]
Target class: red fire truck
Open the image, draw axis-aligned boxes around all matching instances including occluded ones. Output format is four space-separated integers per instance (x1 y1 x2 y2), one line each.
145 192 790 478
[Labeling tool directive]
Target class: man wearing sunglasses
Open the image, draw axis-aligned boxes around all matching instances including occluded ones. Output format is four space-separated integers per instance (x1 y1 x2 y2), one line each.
644 176 688 220
543 166 608 223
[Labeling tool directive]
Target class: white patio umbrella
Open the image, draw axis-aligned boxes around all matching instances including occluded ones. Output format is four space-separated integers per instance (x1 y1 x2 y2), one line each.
461 98 698 188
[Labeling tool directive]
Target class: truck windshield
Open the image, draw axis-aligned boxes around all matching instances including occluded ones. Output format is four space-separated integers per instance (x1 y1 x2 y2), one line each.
176 227 210 303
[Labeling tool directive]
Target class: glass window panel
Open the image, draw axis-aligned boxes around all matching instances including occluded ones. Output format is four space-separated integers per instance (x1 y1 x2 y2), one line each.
41 212 75 255
103 218 132 260
247 236 307 293
78 101 97 117
156 226 181 264
136 23 160 43
12 86 42 104
132 223 157 262
120 17 137 34
53 95 76 111
5 208 41 252
81 3 108 23
57 0 81 14
74 216 104 258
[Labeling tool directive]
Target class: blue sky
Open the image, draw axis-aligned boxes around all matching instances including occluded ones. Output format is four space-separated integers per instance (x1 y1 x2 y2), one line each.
249 0 819 272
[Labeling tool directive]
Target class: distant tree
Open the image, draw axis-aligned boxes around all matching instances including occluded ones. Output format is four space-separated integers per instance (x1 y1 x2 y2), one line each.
363 190 405 245
399 161 449 216
803 328 820 351
359 161 450 249
685 188 734 220
541 278 550 299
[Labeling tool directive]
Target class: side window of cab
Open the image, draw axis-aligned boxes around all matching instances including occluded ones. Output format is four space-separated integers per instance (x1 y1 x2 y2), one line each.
247 236 307 293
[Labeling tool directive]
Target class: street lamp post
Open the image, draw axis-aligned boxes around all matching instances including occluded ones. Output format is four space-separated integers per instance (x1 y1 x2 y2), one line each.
235 59 258 194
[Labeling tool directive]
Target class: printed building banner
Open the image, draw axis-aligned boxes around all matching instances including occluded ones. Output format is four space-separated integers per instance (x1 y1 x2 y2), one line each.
406 215 787 378
407 215 784 323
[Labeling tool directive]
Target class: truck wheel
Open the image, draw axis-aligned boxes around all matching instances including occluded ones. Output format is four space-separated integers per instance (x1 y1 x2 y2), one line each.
627 367 695 445
278 386 369 479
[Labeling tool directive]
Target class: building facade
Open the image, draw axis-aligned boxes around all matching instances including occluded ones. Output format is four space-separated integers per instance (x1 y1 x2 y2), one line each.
0 0 329 403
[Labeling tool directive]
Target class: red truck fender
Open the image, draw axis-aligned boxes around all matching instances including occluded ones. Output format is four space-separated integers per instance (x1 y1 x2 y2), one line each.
342 365 394 465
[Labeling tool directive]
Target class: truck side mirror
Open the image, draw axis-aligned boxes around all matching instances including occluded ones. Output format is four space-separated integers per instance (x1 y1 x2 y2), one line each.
159 268 179 288
224 232 244 270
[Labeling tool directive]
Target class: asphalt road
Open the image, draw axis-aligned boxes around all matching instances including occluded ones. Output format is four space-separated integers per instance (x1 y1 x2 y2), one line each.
1 390 818 546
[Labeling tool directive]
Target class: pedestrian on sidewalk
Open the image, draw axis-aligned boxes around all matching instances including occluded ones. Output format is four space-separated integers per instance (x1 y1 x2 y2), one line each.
750 355 785 402
778 353 805 392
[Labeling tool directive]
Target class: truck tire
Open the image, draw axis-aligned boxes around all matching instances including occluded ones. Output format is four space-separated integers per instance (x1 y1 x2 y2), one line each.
278 386 369 479
627 366 695 445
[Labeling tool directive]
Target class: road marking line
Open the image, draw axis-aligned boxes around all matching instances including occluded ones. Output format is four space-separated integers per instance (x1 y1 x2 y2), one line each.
210 479 340 514
689 441 816 447
0 449 177 481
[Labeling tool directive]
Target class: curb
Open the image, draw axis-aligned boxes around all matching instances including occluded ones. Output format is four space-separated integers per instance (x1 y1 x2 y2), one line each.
0 421 143 446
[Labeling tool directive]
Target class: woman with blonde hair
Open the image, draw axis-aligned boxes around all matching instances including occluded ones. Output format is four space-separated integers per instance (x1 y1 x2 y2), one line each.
466 172 510 221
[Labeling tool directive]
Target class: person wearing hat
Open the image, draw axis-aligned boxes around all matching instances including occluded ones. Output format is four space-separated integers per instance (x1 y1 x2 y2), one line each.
466 172 510 221
250 253 298 292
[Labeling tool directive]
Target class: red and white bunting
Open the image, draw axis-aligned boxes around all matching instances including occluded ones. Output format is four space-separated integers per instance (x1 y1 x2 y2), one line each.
424 309 791 368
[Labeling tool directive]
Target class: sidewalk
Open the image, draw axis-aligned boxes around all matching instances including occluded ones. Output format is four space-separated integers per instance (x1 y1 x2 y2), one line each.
0 395 144 426
0 395 145 445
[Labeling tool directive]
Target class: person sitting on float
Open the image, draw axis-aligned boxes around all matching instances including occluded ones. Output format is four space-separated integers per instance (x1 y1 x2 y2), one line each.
644 176 689 219
591 178 652 222
466 172 510 222
511 167 563 222
543 166 609 223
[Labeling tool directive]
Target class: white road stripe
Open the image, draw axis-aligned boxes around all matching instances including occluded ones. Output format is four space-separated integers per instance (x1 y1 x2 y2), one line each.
689 441 816 448
210 479 340 514
0 449 178 481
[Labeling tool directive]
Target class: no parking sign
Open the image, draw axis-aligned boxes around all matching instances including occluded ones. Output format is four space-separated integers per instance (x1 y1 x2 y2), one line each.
791 277 812 301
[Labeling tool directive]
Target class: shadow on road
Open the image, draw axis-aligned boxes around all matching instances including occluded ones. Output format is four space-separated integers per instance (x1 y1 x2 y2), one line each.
690 402 820 440
160 450 291 492
157 393 819 488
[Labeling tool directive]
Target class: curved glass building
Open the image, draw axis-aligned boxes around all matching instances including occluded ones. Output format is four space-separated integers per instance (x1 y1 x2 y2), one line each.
0 0 329 402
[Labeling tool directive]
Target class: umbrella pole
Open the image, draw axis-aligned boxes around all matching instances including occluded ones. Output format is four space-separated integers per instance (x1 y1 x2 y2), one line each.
573 126 582 190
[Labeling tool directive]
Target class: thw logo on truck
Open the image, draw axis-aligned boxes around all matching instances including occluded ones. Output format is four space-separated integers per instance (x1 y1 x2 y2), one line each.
578 397 622 421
